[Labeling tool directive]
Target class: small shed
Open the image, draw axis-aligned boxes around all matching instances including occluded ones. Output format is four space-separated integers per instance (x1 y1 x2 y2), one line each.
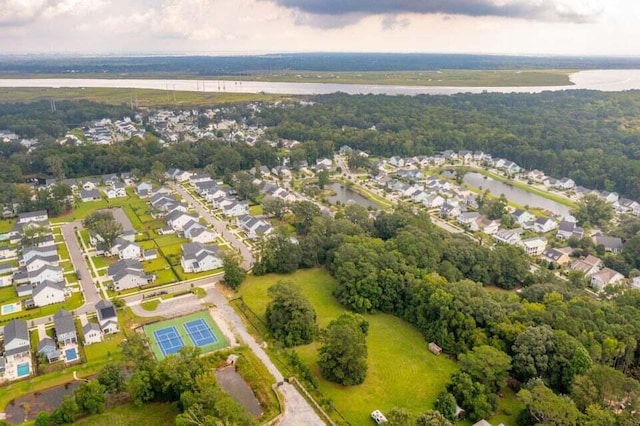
429 342 442 356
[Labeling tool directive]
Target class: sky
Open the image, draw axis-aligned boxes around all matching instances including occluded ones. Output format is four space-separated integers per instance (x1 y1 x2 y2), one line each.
0 0 639 56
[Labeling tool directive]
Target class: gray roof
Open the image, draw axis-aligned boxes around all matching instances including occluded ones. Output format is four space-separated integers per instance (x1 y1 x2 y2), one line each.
80 189 101 199
83 322 102 335
37 337 57 353
18 210 48 220
3 319 28 344
96 300 117 320
32 280 65 298
54 309 76 336
594 235 623 250
182 242 220 262
107 259 143 276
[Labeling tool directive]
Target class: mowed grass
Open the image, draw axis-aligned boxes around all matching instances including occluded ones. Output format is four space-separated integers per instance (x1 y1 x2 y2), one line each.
239 268 457 424
72 402 179 426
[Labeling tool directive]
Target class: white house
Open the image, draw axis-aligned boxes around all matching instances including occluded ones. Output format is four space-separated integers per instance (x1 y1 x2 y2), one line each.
556 221 584 240
108 259 153 291
184 223 217 244
422 194 445 209
180 242 223 273
25 255 59 272
521 237 547 256
53 309 77 347
570 255 603 277
136 182 153 198
110 238 142 260
614 198 640 216
590 268 625 292
457 212 481 228
3 319 31 378
493 229 523 246
81 179 99 191
533 217 557 234
512 210 536 225
29 265 64 285
105 183 126 199
166 210 199 232
17 210 48 224
83 323 103 345
221 201 249 217
80 189 101 202
32 281 66 307
96 300 119 334
555 178 576 190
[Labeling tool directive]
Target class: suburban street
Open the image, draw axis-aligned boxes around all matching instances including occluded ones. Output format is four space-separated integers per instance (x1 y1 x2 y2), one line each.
61 221 101 306
171 183 255 270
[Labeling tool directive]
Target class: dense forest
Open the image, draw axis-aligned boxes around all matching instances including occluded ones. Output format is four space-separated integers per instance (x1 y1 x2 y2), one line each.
254 91 640 199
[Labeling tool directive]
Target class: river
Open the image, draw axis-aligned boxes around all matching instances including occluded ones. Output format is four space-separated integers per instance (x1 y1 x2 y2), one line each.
1 70 640 95
462 172 572 217
325 183 380 209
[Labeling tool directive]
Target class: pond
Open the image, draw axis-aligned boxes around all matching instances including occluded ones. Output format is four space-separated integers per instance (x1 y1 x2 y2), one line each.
5 381 82 424
462 172 572 217
325 183 380 209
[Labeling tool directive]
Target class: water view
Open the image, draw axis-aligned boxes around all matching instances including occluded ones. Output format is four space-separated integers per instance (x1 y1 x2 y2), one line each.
462 172 572 217
325 183 380 209
1 70 640 95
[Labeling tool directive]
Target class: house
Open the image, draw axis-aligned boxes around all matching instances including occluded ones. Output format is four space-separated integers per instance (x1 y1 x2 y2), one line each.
110 238 142 260
183 222 217 244
136 182 153 198
189 174 212 185
459 150 473 163
527 170 546 182
81 179 99 191
475 217 501 235
632 277 640 290
180 242 223 273
541 247 572 266
236 215 274 240
590 268 625 291
120 172 135 186
512 210 536 225
101 174 119 186
599 191 619 204
3 319 31 376
221 201 249 217
593 235 624 253
105 183 126 199
80 189 101 202
473 151 485 162
422 194 445 209
315 158 333 170
555 178 576 190
108 259 153 291
83 323 103 345
570 255 603 277
144 249 158 260
96 300 119 334
458 212 481 228
32 281 66 307
440 202 462 218
17 210 48 224
614 198 640 216
166 210 200 232
62 179 79 192
493 229 523 246
521 237 547 256
53 310 77 346
165 168 192 182
20 246 58 265
533 217 557 234
389 156 404 167
28 264 64 285
37 337 61 363
556 221 584 240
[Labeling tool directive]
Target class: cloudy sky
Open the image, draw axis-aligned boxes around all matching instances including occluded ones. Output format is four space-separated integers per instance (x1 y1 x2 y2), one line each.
0 0 638 55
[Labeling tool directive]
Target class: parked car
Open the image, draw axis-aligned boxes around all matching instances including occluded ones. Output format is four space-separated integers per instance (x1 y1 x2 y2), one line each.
371 410 388 424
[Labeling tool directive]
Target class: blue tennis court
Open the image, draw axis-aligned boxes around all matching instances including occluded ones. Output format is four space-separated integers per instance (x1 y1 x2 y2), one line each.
184 319 218 347
153 326 184 356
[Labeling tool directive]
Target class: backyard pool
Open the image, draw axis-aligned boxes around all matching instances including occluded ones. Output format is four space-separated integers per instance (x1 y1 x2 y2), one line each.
65 347 79 362
17 362 30 377
1 302 21 315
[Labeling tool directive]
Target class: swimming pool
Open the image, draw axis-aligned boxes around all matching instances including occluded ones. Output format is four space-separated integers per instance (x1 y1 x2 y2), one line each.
16 363 30 377
65 347 78 362
1 302 21 315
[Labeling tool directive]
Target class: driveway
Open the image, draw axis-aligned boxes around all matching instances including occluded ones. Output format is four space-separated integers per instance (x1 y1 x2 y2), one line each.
171 184 255 270
109 207 134 232
61 221 101 307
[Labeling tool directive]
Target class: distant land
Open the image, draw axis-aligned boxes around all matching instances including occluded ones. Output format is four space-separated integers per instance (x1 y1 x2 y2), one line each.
2 53 640 76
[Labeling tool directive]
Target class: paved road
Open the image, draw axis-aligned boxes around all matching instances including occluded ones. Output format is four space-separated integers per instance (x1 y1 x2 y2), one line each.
171 183 255 270
129 279 324 425
61 221 101 306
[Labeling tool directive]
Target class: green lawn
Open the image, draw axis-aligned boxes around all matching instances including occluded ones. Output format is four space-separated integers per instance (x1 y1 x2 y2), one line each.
0 219 15 234
141 299 160 311
57 243 70 261
142 257 171 272
0 286 17 303
153 269 178 285
154 234 189 247
239 269 458 425
91 256 118 269
249 205 263 215
73 402 179 426
0 292 84 325
174 265 222 281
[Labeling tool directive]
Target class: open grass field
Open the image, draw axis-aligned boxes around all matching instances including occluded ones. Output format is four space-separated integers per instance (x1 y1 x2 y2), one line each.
73 402 179 426
238 269 458 425
0 219 14 234
0 87 290 107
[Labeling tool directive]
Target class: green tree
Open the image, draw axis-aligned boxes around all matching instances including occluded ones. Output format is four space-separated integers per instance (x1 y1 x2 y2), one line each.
56 395 79 423
83 210 123 251
489 245 529 289
518 381 582 426
291 200 322 234
447 372 494 422
253 230 301 275
98 363 126 394
45 155 65 179
387 407 413 426
434 391 458 422
233 171 259 201
127 369 155 407
74 380 106 414
318 313 368 386
223 251 247 290
415 410 453 426
458 345 512 393
149 161 167 184
573 194 613 227
317 169 330 189
262 196 287 220
265 280 317 347
34 412 54 426
512 326 556 382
